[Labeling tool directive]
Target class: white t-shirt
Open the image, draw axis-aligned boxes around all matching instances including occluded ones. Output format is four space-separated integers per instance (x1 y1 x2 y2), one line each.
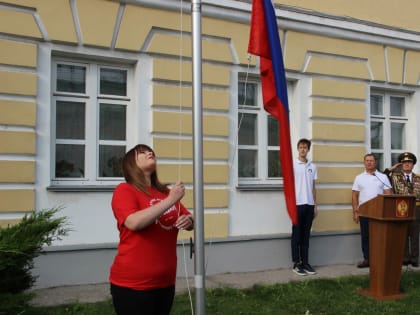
352 170 391 205
294 159 317 205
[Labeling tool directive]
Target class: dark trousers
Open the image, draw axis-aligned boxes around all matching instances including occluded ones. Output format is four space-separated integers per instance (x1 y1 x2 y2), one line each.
404 220 420 263
110 283 175 315
360 217 369 261
291 204 315 264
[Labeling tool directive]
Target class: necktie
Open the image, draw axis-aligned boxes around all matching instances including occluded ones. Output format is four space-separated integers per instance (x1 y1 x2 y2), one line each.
406 175 410 183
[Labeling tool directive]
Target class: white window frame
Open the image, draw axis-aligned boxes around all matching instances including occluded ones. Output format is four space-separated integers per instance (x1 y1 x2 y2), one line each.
370 91 408 171
237 75 282 187
51 59 132 186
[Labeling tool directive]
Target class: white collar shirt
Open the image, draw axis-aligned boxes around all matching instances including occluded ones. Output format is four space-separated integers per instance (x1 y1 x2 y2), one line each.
352 170 391 205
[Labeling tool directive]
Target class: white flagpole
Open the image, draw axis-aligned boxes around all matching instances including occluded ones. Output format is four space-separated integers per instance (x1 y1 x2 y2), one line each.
191 0 206 314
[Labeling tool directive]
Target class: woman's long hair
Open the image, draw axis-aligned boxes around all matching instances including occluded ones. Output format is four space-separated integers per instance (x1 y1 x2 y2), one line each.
122 144 168 195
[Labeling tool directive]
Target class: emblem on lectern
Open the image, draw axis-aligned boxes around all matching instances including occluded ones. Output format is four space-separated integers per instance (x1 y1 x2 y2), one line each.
396 199 409 218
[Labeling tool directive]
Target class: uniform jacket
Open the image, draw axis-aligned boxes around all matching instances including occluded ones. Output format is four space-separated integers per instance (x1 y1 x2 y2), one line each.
390 172 420 200
384 170 420 218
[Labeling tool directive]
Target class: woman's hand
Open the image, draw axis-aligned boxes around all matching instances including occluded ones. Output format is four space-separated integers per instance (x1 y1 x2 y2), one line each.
124 181 185 231
175 214 194 230
168 181 185 203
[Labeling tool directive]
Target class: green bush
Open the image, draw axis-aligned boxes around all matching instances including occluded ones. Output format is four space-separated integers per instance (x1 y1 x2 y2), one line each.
0 207 69 295
0 292 34 315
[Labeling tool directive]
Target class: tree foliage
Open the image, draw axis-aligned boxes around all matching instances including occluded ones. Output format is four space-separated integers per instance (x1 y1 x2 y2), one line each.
0 207 69 294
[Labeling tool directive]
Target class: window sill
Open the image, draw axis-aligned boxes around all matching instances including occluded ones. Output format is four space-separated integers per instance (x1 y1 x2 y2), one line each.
47 185 117 192
48 184 283 192
236 184 283 191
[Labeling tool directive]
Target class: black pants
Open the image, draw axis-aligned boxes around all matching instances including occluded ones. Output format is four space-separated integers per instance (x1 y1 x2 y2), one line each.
110 283 175 315
360 217 369 261
291 204 315 264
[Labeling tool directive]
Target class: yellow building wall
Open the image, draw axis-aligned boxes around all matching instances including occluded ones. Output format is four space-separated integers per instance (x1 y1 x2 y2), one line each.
147 14 233 240
317 167 363 184
0 190 35 212
0 72 37 96
0 161 35 183
312 123 365 142
405 50 420 85
1 0 420 236
317 188 353 205
152 112 229 138
0 5 41 38
276 0 420 33
0 4 39 222
116 4 251 65
312 100 365 121
157 164 228 185
76 0 119 47
0 2 238 235
177 213 229 240
285 31 386 82
153 84 229 111
0 39 37 67
177 189 229 209
0 131 36 154
0 0 77 42
387 47 405 84
0 100 36 127
312 209 357 232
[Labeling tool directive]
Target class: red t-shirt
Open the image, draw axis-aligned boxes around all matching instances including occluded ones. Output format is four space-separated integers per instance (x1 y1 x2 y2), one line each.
109 183 190 290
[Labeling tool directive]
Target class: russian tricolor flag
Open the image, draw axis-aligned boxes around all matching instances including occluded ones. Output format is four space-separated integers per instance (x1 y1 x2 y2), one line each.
248 0 297 225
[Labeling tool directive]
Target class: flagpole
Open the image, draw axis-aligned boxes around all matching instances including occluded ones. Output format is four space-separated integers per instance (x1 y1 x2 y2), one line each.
191 0 206 314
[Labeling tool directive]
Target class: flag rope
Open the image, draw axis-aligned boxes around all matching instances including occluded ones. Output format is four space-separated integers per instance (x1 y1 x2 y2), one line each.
229 53 253 172
177 1 194 314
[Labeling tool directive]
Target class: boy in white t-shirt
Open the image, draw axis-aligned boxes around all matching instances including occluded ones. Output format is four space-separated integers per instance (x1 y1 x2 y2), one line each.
291 138 317 276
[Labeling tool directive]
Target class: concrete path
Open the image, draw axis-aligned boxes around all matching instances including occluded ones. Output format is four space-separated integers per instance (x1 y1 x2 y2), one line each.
31 264 378 307
31 264 420 306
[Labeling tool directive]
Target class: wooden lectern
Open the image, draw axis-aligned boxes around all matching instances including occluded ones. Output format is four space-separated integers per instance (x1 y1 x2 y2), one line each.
358 194 416 300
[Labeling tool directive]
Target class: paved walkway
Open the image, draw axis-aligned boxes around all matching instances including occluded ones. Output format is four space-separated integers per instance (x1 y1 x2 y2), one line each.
31 264 377 307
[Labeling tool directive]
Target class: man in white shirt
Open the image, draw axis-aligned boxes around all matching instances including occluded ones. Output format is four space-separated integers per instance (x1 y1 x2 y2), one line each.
291 138 317 276
352 153 392 268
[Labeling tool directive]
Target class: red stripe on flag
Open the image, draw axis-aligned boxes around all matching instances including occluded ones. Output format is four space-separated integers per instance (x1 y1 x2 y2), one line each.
248 0 297 225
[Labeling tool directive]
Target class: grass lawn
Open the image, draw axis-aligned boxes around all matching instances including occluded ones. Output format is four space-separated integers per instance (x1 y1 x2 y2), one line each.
27 270 420 315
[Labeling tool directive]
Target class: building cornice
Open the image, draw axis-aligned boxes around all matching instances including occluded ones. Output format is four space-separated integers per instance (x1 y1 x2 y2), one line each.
121 0 420 50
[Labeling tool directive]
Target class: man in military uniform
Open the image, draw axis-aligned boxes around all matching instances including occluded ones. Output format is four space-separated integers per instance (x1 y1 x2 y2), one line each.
384 152 420 267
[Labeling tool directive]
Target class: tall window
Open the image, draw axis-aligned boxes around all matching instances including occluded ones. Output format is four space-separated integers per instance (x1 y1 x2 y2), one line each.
237 76 281 186
370 92 407 171
52 60 130 185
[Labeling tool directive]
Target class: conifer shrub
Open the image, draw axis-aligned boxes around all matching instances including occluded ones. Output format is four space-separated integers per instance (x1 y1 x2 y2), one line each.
0 207 69 313
0 292 34 315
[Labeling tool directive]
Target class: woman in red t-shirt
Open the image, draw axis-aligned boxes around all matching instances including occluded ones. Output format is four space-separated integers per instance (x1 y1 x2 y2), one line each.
109 144 193 315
